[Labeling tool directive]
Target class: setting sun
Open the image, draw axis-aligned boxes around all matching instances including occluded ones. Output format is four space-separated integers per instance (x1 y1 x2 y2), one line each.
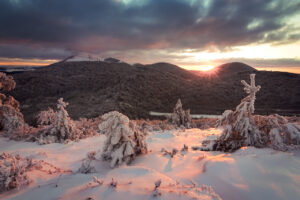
199 65 215 71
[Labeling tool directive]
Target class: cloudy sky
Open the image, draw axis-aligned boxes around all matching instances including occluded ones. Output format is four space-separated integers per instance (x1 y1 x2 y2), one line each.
1 0 300 72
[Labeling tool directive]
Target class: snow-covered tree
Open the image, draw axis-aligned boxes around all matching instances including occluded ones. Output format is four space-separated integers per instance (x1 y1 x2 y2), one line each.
201 74 300 152
99 111 147 168
202 74 266 152
0 73 25 134
168 99 192 128
129 120 148 155
38 98 81 144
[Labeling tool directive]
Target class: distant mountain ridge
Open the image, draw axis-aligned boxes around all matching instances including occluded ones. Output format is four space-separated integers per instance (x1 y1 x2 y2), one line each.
9 61 300 125
191 62 257 77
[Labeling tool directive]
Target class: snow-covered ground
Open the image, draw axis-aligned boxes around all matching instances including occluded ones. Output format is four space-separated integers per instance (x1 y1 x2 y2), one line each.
0 128 299 200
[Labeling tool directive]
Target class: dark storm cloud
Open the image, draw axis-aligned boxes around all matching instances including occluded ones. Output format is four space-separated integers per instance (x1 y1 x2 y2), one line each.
0 0 299 59
0 43 70 59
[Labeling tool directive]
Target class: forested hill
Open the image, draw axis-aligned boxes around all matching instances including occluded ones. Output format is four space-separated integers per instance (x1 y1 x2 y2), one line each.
10 61 300 125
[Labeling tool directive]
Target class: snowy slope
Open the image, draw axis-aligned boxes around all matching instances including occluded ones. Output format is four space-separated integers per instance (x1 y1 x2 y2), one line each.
0 128 299 200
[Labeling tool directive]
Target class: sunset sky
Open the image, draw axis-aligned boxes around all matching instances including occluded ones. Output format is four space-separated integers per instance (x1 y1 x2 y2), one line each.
1 0 300 73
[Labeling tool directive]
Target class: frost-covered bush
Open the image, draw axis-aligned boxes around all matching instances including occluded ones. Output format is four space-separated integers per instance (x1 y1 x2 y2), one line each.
36 108 56 125
78 151 98 174
151 180 221 199
0 72 16 91
99 111 147 168
168 99 192 128
133 119 176 132
201 74 300 152
74 117 101 137
0 105 25 134
37 98 82 144
193 118 218 129
0 153 32 192
0 152 69 193
0 73 25 134
255 114 300 151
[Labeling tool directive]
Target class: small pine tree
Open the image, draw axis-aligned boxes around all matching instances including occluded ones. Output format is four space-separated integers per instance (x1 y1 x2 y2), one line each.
202 74 266 152
99 111 147 168
168 99 192 128
38 98 81 144
129 120 148 155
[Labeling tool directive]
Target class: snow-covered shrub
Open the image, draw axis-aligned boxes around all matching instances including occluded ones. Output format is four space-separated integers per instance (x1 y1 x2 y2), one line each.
0 73 25 134
168 99 192 128
129 120 148 154
0 72 16 91
0 153 32 192
255 114 300 151
151 180 221 199
194 118 218 129
153 180 162 197
181 144 188 152
133 119 177 132
0 105 25 134
74 117 100 137
37 98 82 144
0 152 70 193
91 176 104 186
161 148 178 158
78 151 98 174
36 108 56 125
109 178 118 188
99 111 147 168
